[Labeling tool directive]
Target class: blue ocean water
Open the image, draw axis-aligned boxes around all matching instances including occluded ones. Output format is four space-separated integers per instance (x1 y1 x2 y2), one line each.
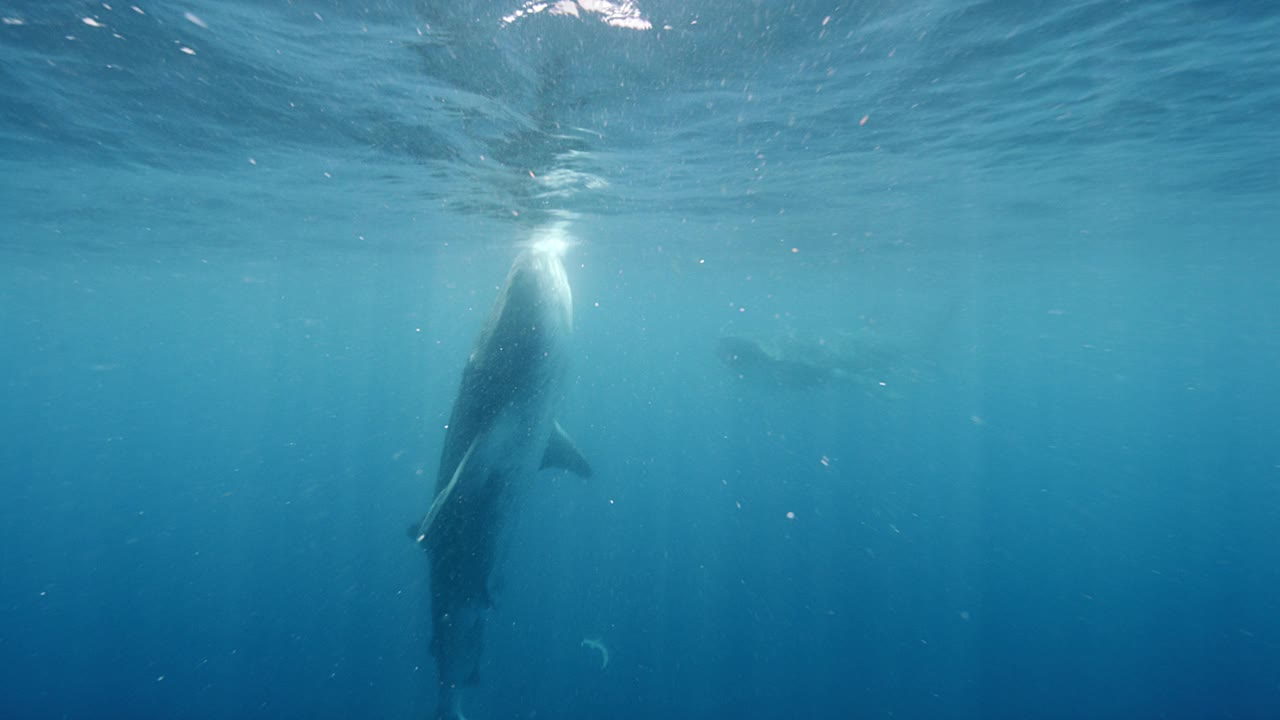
2 0 1279 718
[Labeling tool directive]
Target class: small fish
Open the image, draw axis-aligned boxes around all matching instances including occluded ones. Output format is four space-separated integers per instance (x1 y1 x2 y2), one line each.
581 637 609 669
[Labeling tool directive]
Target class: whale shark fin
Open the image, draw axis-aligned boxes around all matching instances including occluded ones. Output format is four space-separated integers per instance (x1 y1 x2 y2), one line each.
541 421 592 477
435 687 468 720
415 435 482 545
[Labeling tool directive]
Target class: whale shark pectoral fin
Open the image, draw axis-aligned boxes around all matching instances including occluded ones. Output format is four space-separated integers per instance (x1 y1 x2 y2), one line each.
541 420 592 477
415 435 482 546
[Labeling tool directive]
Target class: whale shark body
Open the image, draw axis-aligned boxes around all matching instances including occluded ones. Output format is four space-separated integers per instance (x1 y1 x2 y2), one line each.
413 233 591 720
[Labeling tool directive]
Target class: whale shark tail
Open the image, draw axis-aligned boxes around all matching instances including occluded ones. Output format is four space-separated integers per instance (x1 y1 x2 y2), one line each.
435 688 468 720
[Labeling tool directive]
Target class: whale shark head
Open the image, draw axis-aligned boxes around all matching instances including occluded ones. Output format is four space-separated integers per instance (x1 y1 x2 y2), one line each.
462 224 576 408
507 222 574 330
524 220 575 258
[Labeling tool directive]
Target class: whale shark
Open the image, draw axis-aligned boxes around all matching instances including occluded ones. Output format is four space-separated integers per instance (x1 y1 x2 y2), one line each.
413 230 591 720
715 331 927 392
716 336 842 389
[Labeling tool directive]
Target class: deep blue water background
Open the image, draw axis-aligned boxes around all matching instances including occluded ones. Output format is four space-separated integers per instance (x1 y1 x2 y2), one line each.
2 1 1279 718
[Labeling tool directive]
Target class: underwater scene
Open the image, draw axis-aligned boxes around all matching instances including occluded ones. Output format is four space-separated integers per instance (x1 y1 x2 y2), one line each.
2 1 1278 718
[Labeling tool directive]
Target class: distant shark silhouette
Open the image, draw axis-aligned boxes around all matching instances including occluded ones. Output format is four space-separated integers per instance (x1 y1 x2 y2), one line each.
716 336 842 389
412 230 591 720
715 331 931 392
